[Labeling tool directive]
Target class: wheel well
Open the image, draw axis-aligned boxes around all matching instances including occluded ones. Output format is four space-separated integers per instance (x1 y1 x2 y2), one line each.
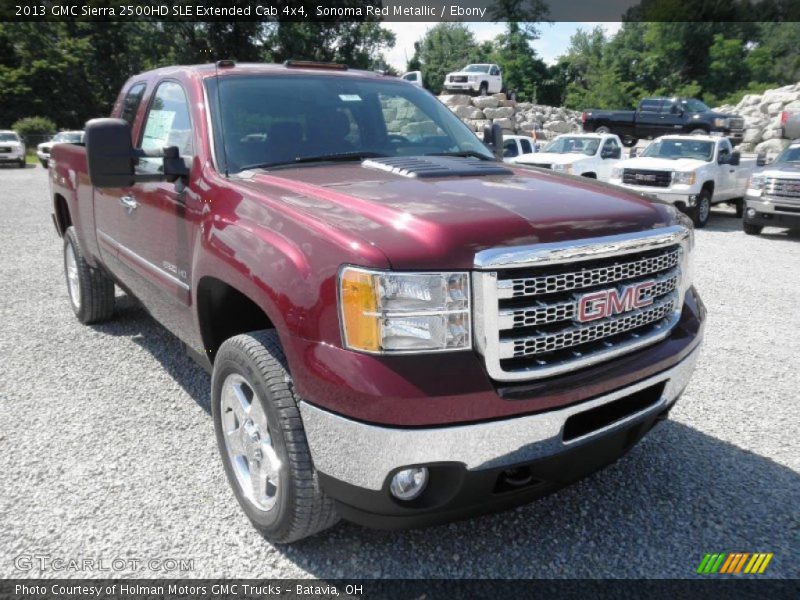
196 277 274 362
54 194 71 235
582 172 597 179
701 181 714 197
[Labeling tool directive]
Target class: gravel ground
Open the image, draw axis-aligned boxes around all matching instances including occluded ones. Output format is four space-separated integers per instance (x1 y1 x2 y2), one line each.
0 166 798 579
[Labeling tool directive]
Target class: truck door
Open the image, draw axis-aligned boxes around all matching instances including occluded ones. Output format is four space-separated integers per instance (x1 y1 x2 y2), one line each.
635 99 665 138
489 65 502 93
716 139 737 199
659 101 686 135
100 80 201 338
597 137 622 180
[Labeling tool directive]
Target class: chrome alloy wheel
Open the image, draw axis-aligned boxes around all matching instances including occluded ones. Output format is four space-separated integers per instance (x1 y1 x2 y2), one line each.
64 242 81 309
220 373 281 511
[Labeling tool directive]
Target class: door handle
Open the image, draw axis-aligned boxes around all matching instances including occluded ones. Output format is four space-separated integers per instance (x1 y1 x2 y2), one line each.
119 195 138 213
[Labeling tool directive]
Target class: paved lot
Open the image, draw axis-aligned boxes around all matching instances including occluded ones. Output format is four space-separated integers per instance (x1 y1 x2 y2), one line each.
0 166 798 579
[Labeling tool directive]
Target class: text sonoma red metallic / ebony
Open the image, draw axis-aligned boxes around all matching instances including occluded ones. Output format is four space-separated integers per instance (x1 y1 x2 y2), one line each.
49 61 705 542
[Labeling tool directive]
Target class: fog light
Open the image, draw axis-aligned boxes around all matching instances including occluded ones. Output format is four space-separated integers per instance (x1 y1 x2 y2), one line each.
389 467 428 501
747 208 757 218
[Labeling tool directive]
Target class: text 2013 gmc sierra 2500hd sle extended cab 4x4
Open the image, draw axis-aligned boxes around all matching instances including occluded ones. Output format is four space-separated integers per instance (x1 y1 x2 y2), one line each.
49 61 705 543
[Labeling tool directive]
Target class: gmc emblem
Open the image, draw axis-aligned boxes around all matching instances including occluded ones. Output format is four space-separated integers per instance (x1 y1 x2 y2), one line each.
577 281 656 323
636 174 657 182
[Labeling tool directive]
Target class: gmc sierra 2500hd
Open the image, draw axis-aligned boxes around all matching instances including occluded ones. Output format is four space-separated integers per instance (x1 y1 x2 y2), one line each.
49 61 705 543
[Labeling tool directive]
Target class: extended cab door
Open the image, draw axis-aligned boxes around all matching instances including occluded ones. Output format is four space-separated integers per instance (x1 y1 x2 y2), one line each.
635 99 665 138
489 65 502 93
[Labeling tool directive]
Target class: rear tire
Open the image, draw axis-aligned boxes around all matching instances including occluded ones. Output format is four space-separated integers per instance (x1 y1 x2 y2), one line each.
743 221 763 236
63 226 115 324
212 330 339 544
595 126 611 134
622 136 638 148
689 128 707 136
689 189 712 228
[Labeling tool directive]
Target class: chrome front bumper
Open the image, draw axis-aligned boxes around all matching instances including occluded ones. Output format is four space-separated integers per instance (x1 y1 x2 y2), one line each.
299 344 701 491
746 195 800 215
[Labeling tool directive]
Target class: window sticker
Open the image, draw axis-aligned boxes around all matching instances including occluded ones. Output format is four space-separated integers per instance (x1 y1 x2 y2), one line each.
142 110 176 150
339 94 362 102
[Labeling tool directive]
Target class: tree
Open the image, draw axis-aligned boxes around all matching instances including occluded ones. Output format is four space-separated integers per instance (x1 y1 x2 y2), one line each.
416 23 479 94
491 23 549 102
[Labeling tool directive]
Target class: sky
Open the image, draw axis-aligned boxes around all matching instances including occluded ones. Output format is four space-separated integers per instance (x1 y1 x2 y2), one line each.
382 22 623 73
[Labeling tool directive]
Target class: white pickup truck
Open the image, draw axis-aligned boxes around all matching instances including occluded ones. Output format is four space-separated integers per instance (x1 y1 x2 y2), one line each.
512 133 624 180
443 63 503 96
608 134 755 227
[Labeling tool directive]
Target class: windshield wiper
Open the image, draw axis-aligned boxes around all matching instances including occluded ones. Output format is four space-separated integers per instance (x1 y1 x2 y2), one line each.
426 150 494 161
241 151 389 171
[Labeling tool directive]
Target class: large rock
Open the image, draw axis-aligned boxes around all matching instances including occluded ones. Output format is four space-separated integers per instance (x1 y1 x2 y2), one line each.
452 105 484 119
472 96 500 110
492 117 514 131
743 128 762 144
483 106 515 119
465 119 490 132
544 120 574 134
438 94 472 107
755 138 791 155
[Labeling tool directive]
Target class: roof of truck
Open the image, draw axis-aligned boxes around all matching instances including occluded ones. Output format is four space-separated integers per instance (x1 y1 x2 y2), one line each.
133 61 388 81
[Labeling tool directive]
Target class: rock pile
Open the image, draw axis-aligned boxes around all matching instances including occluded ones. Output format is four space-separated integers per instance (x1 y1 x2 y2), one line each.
438 93 582 140
714 83 800 155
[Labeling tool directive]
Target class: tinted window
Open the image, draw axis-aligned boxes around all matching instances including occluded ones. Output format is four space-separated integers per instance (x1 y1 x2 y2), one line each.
463 65 490 73
681 99 710 113
639 99 663 113
138 81 193 173
0 132 20 142
519 138 533 154
775 144 800 163
603 138 620 152
121 83 146 125
207 74 492 173
503 139 518 157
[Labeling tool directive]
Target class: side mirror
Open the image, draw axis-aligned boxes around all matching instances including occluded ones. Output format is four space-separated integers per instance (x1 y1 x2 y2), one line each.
85 118 189 188
718 153 730 165
483 123 504 160
756 152 768 167
602 148 622 159
730 151 740 166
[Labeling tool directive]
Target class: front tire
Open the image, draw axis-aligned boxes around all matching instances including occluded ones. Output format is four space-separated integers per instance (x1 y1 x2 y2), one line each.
18 159 26 168
212 330 339 544
743 221 763 236
621 136 638 148
63 226 115 323
40 159 48 168
478 82 488 96
689 189 712 228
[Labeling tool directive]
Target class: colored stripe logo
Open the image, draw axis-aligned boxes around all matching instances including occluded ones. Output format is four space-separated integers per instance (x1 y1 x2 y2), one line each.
697 552 773 574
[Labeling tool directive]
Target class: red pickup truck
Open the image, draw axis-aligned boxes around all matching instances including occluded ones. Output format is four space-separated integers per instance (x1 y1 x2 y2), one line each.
49 62 705 543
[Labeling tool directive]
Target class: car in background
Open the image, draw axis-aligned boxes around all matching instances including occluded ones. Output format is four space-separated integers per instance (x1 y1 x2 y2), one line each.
444 63 502 96
512 133 623 180
37 130 84 168
582 97 745 147
609 134 756 227
502 135 539 163
0 130 26 168
781 109 800 139
743 140 800 235
401 71 423 87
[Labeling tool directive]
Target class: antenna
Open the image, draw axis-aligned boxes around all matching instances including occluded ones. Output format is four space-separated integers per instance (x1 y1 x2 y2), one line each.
214 60 231 177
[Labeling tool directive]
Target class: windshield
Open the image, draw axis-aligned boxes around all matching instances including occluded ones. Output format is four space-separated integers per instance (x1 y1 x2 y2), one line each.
642 139 714 161
0 133 19 142
53 132 82 143
542 137 600 156
463 65 490 73
774 145 800 163
681 99 710 113
207 74 493 172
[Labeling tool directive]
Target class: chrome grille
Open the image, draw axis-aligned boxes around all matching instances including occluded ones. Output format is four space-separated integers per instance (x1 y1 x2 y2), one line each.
622 169 672 187
498 248 680 299
504 297 675 359
729 118 744 130
473 226 691 382
527 163 552 170
765 178 800 201
500 270 678 329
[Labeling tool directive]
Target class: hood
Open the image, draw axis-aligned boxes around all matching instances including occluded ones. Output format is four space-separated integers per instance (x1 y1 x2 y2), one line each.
38 142 52 151
617 157 707 172
516 152 594 166
758 163 800 178
702 110 742 120
1 140 22 148
232 161 676 270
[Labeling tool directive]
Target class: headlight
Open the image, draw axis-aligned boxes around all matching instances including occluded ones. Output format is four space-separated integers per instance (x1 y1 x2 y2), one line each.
747 175 765 195
673 171 696 185
553 164 572 174
339 267 471 354
467 75 477 82
712 117 730 128
611 167 623 179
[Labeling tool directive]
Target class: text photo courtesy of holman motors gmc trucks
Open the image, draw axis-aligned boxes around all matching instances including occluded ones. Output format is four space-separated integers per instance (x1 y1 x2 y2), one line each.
49 61 704 543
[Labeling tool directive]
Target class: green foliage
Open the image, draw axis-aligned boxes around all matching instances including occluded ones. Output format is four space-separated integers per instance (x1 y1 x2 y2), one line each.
417 23 480 94
12 116 56 140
